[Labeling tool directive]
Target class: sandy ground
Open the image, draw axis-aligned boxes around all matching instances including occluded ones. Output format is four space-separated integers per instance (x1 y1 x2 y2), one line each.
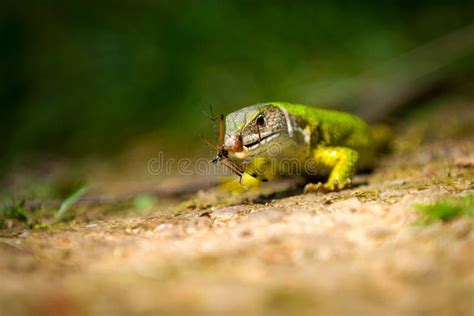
0 102 473 316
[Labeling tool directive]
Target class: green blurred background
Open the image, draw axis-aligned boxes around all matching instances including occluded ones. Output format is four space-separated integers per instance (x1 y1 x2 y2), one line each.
1 0 473 168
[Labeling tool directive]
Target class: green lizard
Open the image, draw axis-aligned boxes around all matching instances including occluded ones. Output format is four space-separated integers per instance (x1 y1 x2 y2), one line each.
205 102 390 192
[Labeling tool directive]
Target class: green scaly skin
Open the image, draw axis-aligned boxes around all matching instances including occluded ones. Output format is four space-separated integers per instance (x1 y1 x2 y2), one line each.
223 102 384 192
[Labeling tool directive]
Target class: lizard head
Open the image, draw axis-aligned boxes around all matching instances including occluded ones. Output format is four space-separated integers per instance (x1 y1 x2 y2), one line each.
224 103 292 159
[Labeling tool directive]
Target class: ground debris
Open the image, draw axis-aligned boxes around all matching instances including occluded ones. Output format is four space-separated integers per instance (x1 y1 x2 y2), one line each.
1 103 474 315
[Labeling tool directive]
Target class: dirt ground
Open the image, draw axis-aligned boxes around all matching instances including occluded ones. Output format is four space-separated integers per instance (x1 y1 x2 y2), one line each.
1 100 473 316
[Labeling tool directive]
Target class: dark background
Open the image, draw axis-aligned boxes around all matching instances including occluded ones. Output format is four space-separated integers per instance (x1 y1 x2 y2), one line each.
1 0 473 168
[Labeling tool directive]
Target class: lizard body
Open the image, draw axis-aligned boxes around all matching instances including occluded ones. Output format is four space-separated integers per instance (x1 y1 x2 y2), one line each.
220 102 388 192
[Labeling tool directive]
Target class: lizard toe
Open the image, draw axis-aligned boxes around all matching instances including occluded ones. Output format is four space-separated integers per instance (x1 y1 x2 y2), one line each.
304 182 323 194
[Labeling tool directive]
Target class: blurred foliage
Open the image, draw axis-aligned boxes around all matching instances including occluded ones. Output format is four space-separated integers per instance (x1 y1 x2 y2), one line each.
417 194 474 224
0 0 473 166
55 186 87 222
0 196 32 228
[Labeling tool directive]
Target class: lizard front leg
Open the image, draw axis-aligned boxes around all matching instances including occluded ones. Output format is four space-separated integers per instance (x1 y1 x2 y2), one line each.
305 146 358 192
222 157 271 192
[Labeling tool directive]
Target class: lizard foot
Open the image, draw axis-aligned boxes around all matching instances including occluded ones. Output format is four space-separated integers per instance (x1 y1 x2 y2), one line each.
322 178 352 192
303 182 335 194
304 179 352 194
303 182 323 194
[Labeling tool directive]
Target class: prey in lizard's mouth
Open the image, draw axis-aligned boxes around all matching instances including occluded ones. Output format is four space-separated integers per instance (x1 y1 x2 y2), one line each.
200 104 288 177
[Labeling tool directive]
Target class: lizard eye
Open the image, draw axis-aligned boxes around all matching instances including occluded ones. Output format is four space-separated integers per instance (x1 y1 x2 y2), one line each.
256 114 266 127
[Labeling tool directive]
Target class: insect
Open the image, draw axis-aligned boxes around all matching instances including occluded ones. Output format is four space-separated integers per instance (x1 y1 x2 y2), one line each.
200 112 245 178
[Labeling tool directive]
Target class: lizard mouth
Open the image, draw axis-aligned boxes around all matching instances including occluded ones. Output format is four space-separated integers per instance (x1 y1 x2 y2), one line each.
244 132 280 149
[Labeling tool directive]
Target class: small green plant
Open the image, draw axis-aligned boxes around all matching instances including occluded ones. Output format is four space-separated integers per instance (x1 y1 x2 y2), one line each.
55 186 87 222
133 194 157 210
0 197 32 228
417 194 474 224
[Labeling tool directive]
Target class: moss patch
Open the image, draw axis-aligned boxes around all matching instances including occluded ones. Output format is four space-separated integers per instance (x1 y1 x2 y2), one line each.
417 194 474 224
